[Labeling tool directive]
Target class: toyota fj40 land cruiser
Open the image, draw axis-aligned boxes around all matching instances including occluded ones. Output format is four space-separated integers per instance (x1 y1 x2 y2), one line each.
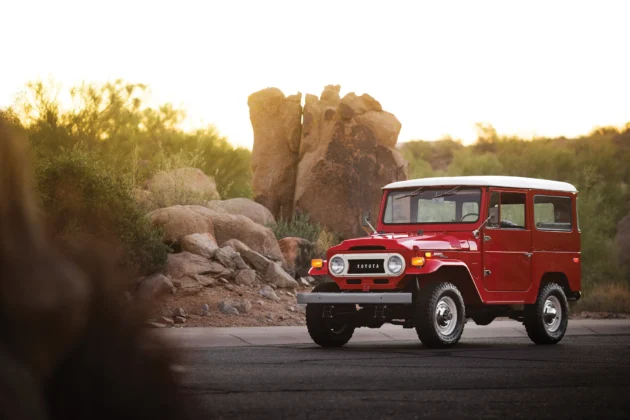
296 176 581 348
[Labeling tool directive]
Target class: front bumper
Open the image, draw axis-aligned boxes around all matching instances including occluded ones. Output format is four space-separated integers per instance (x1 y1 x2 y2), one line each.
296 292 412 305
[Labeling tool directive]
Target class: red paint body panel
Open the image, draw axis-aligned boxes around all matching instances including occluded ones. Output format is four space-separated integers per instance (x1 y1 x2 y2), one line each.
313 184 581 305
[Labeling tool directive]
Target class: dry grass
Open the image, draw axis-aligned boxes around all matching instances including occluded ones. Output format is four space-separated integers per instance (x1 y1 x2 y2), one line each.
572 282 630 314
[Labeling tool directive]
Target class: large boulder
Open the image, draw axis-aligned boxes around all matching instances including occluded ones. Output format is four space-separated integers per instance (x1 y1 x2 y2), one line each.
165 252 232 294
136 273 173 301
147 206 215 246
205 198 276 226
223 239 273 272
294 87 407 238
193 206 285 263
248 85 408 239
248 88 302 221
279 237 314 279
180 233 219 259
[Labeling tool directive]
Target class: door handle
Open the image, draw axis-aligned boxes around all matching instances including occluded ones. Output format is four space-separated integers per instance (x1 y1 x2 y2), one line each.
524 252 532 258
483 235 491 242
484 269 491 277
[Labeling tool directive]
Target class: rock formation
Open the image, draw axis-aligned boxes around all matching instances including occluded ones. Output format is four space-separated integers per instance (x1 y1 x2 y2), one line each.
247 88 302 221
248 85 408 239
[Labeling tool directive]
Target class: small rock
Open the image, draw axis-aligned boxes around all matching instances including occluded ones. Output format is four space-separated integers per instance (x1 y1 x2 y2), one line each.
137 273 174 301
230 299 252 314
266 312 274 320
160 317 175 326
146 321 166 328
172 279 182 288
219 278 229 284
299 277 310 287
174 316 187 324
224 283 236 291
259 285 280 302
257 300 265 306
189 314 201 320
200 303 210 316
213 246 238 270
218 301 240 316
288 306 296 312
265 262 299 289
173 307 187 318
286 291 296 298
235 269 256 286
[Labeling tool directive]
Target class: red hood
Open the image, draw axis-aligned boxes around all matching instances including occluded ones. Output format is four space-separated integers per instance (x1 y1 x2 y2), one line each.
330 231 478 252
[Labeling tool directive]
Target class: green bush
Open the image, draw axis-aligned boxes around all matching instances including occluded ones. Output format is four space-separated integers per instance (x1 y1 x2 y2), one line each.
35 146 169 274
269 212 340 259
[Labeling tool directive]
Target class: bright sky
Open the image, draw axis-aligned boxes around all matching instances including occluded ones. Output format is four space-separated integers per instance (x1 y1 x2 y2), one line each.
1 0 629 149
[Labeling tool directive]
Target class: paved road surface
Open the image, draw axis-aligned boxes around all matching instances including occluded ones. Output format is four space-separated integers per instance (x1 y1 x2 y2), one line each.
161 321 630 419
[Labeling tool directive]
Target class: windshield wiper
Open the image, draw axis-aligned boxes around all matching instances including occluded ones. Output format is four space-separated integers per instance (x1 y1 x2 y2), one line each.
395 186 425 200
432 186 462 199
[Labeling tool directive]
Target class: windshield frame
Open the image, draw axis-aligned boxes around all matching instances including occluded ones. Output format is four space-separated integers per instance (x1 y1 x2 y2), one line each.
380 186 483 226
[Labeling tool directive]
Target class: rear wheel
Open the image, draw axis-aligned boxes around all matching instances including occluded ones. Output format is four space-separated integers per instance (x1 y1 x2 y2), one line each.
415 282 466 348
306 282 355 347
524 282 569 345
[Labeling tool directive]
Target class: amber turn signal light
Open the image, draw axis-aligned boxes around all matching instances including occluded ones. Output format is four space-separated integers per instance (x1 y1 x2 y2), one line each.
411 256 425 267
311 259 323 268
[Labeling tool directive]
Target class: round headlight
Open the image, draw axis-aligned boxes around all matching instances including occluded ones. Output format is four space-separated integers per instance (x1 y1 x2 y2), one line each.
329 256 345 275
387 255 404 274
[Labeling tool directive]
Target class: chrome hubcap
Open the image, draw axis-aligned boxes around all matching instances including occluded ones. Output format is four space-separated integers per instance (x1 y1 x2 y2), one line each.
434 296 458 336
543 296 562 333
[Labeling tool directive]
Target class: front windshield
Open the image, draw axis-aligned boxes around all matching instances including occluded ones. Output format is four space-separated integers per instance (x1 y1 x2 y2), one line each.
383 187 482 224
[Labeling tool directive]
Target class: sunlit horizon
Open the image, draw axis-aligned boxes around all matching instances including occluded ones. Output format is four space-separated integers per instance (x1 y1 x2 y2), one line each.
1 0 628 150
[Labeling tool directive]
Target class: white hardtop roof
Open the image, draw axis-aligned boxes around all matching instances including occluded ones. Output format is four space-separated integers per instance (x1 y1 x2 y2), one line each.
383 176 577 193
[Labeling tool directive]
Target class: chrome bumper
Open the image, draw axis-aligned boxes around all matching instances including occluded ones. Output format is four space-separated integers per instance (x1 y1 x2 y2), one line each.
296 292 413 305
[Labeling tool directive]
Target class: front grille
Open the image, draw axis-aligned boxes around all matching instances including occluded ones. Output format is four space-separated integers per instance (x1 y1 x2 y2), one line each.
347 259 385 274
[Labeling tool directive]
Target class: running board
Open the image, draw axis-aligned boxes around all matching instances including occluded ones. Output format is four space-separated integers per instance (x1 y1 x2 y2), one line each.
296 292 413 305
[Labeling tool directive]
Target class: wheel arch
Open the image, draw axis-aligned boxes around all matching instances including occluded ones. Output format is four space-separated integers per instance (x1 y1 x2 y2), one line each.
539 272 571 296
417 266 483 306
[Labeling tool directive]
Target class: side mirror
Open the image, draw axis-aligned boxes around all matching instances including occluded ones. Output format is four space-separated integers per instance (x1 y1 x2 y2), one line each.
488 207 499 225
361 210 371 227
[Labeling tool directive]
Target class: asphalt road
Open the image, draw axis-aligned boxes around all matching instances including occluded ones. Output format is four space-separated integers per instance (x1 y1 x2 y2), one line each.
175 334 630 419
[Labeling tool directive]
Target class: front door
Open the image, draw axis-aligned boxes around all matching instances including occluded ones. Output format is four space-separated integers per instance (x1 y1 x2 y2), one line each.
482 190 532 292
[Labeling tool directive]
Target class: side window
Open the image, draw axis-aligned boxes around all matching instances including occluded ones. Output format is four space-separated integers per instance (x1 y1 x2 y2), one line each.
534 195 572 231
487 192 500 228
501 192 526 228
487 191 526 229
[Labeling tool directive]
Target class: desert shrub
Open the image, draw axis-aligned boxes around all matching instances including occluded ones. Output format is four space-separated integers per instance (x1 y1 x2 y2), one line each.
572 282 630 314
35 146 169 274
13 78 252 200
269 212 340 259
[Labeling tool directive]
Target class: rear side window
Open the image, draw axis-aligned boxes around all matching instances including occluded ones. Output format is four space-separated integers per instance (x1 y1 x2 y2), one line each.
534 195 572 231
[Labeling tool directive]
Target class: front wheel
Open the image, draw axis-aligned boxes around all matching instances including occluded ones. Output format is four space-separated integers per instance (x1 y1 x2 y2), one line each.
305 282 355 347
524 283 569 345
415 282 466 348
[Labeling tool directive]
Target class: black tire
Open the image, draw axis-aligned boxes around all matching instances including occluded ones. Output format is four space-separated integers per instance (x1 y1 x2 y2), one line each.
524 282 569 345
306 282 355 347
415 282 466 348
472 314 496 326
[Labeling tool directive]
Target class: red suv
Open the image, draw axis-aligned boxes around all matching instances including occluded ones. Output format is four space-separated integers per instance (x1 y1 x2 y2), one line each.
297 176 581 348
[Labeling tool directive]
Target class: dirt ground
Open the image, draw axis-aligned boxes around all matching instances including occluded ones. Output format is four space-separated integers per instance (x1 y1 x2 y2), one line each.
149 282 310 328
